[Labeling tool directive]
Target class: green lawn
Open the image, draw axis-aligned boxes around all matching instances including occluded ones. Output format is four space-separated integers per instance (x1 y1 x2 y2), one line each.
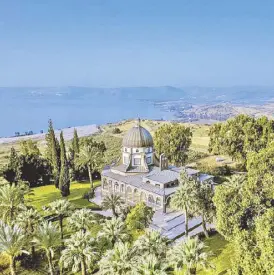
26 180 101 212
175 233 233 275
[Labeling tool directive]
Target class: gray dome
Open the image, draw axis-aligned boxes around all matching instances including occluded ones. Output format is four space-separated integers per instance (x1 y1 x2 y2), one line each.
123 125 153 148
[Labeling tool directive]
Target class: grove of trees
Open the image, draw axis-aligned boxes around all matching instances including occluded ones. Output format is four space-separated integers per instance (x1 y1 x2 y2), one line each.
2 119 106 197
212 115 274 274
0 182 213 275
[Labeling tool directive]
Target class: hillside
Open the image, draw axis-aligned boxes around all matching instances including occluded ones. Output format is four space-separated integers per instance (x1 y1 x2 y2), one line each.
0 119 210 167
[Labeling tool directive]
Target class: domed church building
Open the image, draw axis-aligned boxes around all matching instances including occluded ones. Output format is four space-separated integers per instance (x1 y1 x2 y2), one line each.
102 119 213 213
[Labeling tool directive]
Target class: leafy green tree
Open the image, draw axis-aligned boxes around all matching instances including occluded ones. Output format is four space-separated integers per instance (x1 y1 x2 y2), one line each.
3 145 51 187
101 194 123 217
98 218 129 247
208 115 274 167
16 208 41 259
134 229 168 258
77 137 106 189
135 254 170 275
20 140 40 156
171 172 198 237
0 220 28 275
0 183 26 224
208 122 222 155
227 145 274 274
3 147 22 183
213 175 245 240
99 242 137 275
45 119 60 188
60 231 98 275
154 123 192 165
33 221 61 275
254 208 274 273
59 131 70 196
45 199 73 240
169 237 213 275
19 154 51 187
67 208 96 233
126 202 154 230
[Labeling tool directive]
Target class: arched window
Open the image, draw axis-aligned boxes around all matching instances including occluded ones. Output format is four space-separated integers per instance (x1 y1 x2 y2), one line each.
103 178 108 190
127 186 132 193
148 195 155 204
156 197 161 205
140 192 147 202
136 149 139 153
124 148 127 152
146 157 151 164
114 183 119 192
121 184 124 192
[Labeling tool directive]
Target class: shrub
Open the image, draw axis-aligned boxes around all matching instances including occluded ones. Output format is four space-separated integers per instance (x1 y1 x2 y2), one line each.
187 150 208 163
198 164 232 176
112 127 121 134
126 202 154 230
82 189 95 200
0 254 9 272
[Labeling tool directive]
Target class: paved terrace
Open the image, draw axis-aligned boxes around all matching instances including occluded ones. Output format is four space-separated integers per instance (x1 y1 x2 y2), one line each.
91 186 214 240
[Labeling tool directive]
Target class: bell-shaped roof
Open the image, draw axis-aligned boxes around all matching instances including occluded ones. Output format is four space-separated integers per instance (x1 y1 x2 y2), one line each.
122 120 153 148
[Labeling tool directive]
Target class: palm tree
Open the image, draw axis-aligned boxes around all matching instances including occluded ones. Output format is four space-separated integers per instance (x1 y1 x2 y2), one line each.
60 230 98 275
134 229 169 258
101 194 123 217
45 199 73 240
169 237 213 275
0 183 25 224
99 242 136 275
76 141 105 190
0 220 28 275
225 174 245 188
98 217 129 247
16 208 41 258
193 184 215 238
171 172 198 237
67 208 97 233
33 221 61 275
134 254 170 275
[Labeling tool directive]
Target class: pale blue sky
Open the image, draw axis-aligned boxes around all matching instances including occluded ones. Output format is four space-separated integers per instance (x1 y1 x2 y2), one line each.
1 0 274 87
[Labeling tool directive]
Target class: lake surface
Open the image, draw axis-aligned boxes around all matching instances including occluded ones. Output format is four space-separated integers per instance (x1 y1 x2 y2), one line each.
0 87 177 137
1 86 273 137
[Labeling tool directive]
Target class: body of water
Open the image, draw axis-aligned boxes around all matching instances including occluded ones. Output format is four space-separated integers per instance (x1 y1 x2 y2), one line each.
0 87 177 137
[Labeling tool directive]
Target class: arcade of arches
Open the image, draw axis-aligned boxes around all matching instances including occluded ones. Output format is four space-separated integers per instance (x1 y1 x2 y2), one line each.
102 177 169 211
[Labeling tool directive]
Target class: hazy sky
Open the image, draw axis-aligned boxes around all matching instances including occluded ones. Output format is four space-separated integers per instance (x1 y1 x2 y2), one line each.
1 0 274 87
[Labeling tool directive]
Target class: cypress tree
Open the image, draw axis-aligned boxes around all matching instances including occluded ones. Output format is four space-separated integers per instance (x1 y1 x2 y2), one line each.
70 128 80 181
45 119 60 188
59 131 70 196
72 128 80 155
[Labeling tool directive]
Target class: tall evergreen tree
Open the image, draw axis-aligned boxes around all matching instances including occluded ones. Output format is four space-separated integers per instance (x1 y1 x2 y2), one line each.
45 119 60 188
70 128 80 181
59 131 70 197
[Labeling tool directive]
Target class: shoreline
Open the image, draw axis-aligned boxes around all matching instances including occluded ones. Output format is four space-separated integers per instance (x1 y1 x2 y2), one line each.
0 124 100 145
